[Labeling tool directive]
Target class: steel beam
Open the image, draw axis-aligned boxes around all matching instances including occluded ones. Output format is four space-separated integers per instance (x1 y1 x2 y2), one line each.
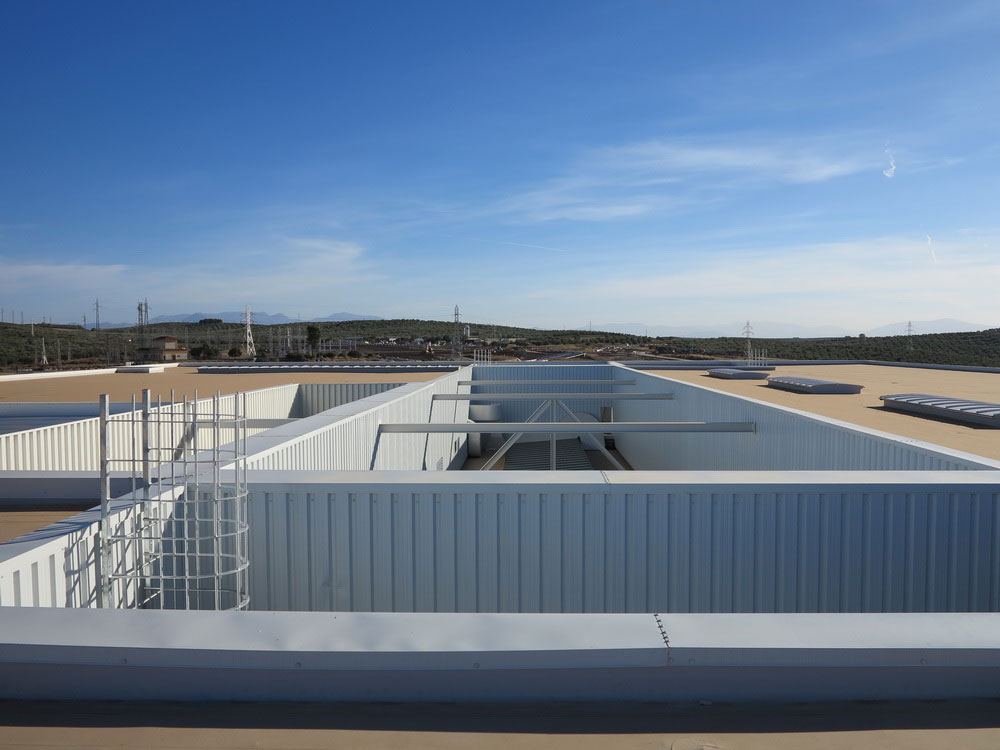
98 394 111 609
382 422 755 433
458 379 636 386
479 400 551 471
554 400 626 471
433 392 673 401
192 418 296 429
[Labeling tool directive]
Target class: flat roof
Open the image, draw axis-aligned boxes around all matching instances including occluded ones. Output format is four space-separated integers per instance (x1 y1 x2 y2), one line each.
651 364 1000 460
0 368 444 403
0 509 83 543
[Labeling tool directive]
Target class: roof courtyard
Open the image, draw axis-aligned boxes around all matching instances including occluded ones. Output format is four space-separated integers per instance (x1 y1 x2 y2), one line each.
1 359 999 707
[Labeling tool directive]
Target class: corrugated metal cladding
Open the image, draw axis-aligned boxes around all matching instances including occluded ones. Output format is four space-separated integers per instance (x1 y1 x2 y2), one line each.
292 382 405 417
247 371 469 472
612 368 993 471
470 364 614 423
0 384 299 472
247 484 1000 614
0 491 180 609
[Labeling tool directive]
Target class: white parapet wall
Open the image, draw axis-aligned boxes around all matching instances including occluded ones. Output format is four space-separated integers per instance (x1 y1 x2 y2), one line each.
1 608 998 702
243 471 1000 614
290 381 406 417
0 367 151 383
0 384 301 471
17 469 1000 615
246 369 471 471
0 484 184 608
607 363 997 471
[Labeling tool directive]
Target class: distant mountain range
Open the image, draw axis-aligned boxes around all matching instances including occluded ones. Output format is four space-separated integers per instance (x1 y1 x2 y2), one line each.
585 318 990 339
101 311 382 328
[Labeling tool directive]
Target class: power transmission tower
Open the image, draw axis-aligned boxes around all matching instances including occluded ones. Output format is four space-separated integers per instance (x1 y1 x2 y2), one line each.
906 320 914 351
243 305 256 358
136 298 150 351
742 320 754 362
452 305 462 359
741 320 766 366
94 299 101 330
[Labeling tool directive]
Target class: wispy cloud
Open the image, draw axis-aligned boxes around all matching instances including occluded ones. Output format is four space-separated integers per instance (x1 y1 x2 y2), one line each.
0 236 382 321
841 0 1000 60
604 139 870 183
493 174 688 223
0 260 131 288
436 234 569 254
524 233 1000 328
883 149 897 178
494 136 875 223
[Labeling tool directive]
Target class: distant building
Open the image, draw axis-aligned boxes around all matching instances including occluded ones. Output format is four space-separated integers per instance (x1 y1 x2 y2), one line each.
138 336 188 362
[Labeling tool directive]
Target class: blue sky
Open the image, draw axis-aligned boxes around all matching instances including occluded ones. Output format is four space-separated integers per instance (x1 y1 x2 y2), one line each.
1 0 999 333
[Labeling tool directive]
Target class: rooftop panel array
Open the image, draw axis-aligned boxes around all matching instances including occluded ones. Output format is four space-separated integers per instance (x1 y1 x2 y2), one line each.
766 376 863 394
707 368 769 380
880 393 1000 428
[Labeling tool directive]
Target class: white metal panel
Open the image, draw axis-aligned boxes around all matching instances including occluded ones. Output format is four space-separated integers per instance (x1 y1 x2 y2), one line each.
245 478 1000 615
246 370 470 472
292 382 405 417
0 384 299 471
4 471 1000 621
468 364 615 423
610 367 995 471
0 486 183 609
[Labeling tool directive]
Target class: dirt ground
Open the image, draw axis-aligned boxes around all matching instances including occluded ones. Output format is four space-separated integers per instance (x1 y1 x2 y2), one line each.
651 364 1000 460
0 367 447 403
0 699 997 749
